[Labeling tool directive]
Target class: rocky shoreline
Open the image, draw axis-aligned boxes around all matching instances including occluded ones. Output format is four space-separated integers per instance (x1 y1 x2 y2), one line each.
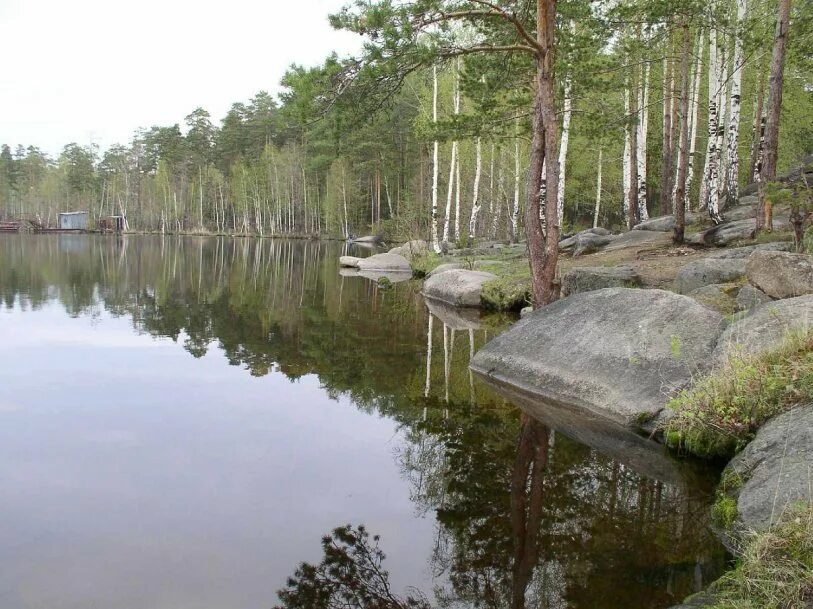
338 195 812 607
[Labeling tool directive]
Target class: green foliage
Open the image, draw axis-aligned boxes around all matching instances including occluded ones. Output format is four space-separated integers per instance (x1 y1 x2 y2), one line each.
409 252 443 278
708 503 813 609
665 330 813 459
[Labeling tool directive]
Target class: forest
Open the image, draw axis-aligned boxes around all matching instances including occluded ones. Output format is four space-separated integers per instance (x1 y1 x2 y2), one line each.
0 0 810 248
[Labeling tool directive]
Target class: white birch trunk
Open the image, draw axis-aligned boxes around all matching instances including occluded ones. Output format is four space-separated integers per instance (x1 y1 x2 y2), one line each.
636 62 650 221
708 34 726 223
725 0 747 207
443 141 458 244
700 29 723 223
593 148 603 228
557 72 573 224
453 59 461 242
468 136 482 244
685 28 705 211
510 132 520 242
431 65 441 253
622 80 631 218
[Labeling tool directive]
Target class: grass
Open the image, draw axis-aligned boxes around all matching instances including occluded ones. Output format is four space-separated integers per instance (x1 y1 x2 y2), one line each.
664 329 813 459
707 503 813 609
409 252 444 278
478 258 532 311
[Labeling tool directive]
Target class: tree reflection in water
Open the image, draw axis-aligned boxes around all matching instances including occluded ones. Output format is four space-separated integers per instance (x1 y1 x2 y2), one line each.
0 235 727 609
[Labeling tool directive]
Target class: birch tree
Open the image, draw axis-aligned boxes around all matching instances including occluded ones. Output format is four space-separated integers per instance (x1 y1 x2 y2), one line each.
636 60 650 221
724 0 747 209
467 136 482 245
684 29 705 210
593 148 603 228
431 65 441 253
700 28 724 224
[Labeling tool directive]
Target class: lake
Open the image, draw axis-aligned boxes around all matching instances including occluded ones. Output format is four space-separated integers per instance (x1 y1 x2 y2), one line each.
0 234 726 609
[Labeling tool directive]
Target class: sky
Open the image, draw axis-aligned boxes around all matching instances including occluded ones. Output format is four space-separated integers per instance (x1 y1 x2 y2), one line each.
0 0 362 157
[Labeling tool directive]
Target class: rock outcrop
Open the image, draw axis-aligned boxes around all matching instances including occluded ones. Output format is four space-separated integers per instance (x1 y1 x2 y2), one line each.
688 284 739 314
356 252 411 273
735 285 772 311
746 250 813 299
423 269 497 307
339 256 361 268
388 239 428 261
723 405 813 536
673 259 747 294
713 294 813 363
560 265 641 297
470 288 723 426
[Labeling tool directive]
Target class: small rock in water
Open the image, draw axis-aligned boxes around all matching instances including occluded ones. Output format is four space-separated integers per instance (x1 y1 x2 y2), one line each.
339 255 361 268
423 269 497 308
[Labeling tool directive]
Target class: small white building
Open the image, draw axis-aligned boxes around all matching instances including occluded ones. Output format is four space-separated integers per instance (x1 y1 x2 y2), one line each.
58 211 88 231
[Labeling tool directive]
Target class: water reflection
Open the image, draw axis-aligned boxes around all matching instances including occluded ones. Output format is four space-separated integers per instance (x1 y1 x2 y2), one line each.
0 235 725 609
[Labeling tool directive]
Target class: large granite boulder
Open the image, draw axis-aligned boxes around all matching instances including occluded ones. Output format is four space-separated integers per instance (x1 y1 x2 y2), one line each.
633 215 676 232
695 219 755 246
559 230 613 256
356 252 411 273
713 294 813 363
339 255 361 268
706 241 794 259
723 405 813 538
388 239 429 261
673 259 747 294
470 288 724 426
427 262 463 277
746 250 813 299
688 284 739 314
560 265 641 297
735 285 772 311
423 269 497 307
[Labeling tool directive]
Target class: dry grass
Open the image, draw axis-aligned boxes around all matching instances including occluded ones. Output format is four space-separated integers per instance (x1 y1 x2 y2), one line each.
709 503 813 609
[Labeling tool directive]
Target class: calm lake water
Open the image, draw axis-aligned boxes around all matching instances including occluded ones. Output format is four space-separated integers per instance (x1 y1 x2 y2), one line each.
0 234 726 609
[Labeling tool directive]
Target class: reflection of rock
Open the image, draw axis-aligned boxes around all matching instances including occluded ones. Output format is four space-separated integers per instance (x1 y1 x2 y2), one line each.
357 252 411 273
470 288 723 426
673 259 746 294
425 298 482 330
480 378 709 489
722 405 813 541
352 235 382 244
357 270 413 284
423 269 497 307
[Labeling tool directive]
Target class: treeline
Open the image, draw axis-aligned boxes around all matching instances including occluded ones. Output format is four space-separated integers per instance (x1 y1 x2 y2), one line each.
0 0 811 242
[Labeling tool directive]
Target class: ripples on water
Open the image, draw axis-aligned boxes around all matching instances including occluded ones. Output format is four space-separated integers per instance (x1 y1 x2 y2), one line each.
0 234 726 609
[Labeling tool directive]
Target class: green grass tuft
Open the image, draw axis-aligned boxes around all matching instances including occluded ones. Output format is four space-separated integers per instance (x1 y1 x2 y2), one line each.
410 253 443 278
708 503 813 609
664 329 813 459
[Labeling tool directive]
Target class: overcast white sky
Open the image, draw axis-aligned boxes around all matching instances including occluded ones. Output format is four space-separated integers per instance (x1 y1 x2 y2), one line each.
0 0 361 157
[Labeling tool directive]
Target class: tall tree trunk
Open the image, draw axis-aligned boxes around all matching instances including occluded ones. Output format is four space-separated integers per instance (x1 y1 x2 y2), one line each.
701 28 724 223
685 28 705 210
593 147 603 228
660 50 673 216
749 64 767 183
525 0 560 308
431 65 441 252
757 0 792 233
511 124 521 242
637 61 650 221
628 72 640 229
725 0 747 209
453 59 462 242
557 39 573 225
623 79 632 219
443 139 458 243
468 136 483 245
674 20 692 244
